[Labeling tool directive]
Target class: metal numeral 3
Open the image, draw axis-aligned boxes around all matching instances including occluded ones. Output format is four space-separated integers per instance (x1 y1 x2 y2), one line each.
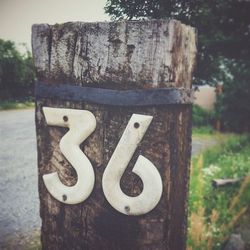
43 107 96 204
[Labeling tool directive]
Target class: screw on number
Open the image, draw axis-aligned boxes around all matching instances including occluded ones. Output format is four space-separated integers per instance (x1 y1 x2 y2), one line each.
42 107 96 204
102 114 163 216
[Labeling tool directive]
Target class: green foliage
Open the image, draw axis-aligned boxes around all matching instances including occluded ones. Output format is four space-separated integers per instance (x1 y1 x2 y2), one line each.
192 104 214 127
215 61 250 132
0 100 34 110
0 39 35 100
188 134 250 249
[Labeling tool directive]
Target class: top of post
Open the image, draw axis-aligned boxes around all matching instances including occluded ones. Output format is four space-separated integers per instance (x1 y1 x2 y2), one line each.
32 19 196 89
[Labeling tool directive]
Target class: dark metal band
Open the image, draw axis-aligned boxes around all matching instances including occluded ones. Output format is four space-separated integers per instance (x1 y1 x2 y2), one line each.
35 82 194 106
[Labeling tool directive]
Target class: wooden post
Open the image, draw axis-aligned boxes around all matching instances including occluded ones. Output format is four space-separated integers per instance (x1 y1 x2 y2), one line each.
32 20 197 250
215 83 223 131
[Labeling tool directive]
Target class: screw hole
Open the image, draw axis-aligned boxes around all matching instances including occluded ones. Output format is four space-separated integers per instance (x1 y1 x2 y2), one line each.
63 116 68 122
125 206 130 212
134 122 140 128
62 194 67 201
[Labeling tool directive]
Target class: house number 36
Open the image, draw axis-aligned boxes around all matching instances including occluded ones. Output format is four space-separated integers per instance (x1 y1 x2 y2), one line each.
43 107 163 216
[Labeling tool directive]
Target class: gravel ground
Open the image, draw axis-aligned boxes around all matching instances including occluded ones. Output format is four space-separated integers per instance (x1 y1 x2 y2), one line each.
0 109 40 249
0 109 217 249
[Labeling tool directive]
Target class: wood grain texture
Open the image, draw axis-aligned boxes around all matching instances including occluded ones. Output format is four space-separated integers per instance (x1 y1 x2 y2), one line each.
32 20 196 88
32 19 197 250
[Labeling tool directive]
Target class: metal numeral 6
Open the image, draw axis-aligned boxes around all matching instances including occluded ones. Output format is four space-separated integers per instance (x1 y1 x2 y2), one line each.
43 107 163 215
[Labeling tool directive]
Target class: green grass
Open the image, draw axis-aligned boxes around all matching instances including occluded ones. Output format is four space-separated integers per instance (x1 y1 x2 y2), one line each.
192 126 215 137
0 100 34 110
188 133 250 250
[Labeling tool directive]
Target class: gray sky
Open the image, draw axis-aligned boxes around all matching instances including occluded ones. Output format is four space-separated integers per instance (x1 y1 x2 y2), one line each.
0 0 110 50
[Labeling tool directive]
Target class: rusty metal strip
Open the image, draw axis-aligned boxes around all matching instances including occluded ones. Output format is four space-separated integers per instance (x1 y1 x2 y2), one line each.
35 82 194 106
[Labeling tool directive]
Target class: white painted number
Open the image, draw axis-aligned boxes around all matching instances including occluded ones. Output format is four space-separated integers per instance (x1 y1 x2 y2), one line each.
43 107 96 204
43 108 163 215
102 114 163 215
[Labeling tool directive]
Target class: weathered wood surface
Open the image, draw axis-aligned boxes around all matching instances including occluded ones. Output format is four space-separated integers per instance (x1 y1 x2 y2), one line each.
32 20 196 88
212 178 243 188
32 19 197 250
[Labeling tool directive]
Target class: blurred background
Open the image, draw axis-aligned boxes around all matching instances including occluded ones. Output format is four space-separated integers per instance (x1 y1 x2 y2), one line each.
0 0 249 249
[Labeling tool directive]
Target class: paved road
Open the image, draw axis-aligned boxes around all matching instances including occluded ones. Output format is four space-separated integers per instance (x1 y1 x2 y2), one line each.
0 109 216 247
192 137 217 156
0 109 40 247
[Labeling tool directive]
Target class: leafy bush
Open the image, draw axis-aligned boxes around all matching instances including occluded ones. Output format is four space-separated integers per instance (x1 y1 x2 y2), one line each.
0 39 35 100
192 104 214 127
215 62 250 133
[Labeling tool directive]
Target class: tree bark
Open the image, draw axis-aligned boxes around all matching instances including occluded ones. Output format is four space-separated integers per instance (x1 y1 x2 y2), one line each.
32 19 197 250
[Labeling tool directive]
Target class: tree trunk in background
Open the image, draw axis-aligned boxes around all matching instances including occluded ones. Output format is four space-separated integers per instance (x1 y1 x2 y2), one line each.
32 20 197 250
